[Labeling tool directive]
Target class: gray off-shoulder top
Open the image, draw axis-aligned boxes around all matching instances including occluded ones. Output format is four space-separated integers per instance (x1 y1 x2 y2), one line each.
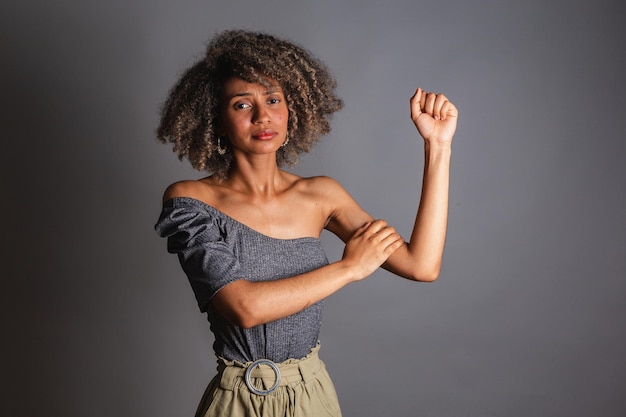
155 197 329 363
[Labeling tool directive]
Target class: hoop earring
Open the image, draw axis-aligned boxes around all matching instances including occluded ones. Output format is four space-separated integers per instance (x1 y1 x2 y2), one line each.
281 135 289 148
217 136 227 155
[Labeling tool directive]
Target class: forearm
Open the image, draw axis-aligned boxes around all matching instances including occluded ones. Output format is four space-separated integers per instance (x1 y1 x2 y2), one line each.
212 260 357 328
385 142 451 281
408 142 451 278
214 203 404 328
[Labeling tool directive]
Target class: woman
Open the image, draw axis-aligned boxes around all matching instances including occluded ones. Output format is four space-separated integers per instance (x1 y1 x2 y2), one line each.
155 30 457 417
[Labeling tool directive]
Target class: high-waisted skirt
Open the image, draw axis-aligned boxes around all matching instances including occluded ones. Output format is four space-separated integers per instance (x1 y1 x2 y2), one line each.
195 343 342 417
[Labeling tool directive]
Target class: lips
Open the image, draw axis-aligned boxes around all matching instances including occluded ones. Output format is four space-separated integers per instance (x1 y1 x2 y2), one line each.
252 129 278 140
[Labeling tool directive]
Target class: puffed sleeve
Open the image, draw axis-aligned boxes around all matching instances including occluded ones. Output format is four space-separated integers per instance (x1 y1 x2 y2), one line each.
154 198 242 312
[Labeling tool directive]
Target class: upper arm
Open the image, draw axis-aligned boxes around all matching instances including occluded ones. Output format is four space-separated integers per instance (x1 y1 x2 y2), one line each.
316 177 433 281
317 177 374 242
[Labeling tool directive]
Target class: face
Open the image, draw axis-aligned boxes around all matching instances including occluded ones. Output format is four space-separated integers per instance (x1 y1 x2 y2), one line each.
218 77 289 155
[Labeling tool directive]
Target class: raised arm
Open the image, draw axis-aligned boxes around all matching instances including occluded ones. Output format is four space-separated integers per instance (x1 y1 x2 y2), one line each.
325 88 458 282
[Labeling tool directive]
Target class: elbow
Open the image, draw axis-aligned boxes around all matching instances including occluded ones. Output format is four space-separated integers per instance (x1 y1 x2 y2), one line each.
408 263 441 282
225 302 262 329
233 316 258 330
224 312 259 330
414 271 440 282
212 287 265 329
222 306 249 328
236 302 269 329
226 296 272 329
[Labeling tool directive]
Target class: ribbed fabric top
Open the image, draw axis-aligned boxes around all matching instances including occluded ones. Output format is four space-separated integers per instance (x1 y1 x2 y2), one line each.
155 197 329 363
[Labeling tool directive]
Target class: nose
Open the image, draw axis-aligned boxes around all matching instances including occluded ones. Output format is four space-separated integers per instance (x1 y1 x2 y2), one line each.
252 104 271 124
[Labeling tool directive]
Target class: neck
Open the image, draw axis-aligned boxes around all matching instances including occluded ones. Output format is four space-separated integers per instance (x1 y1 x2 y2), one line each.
226 153 285 198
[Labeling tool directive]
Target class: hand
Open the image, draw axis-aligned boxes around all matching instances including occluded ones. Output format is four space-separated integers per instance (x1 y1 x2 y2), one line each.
341 220 404 281
410 88 458 145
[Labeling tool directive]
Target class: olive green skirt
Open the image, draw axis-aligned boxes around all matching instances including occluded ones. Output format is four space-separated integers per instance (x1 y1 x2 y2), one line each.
195 344 342 417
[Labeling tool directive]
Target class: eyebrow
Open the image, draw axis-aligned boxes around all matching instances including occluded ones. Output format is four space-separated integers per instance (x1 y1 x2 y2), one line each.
229 86 282 99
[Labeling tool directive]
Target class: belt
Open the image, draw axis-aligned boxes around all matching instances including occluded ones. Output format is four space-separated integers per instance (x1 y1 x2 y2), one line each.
245 359 281 395
216 345 322 395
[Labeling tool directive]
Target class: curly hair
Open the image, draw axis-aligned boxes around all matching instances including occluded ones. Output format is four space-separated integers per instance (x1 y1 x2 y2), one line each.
157 30 344 179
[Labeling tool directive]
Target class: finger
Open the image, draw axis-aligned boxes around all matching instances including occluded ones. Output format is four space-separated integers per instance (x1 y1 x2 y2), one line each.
433 94 448 120
410 87 423 121
424 92 436 116
410 87 422 104
352 221 372 238
439 100 451 121
364 220 389 237
445 100 458 119
380 230 403 247
384 236 405 254
371 225 400 244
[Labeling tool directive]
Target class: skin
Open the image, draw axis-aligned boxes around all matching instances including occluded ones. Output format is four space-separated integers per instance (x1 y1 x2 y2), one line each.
163 77 458 329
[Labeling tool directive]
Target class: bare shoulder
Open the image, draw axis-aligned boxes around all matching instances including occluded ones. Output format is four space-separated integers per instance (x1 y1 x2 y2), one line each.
298 175 372 240
294 175 361 218
162 177 219 203
295 175 349 198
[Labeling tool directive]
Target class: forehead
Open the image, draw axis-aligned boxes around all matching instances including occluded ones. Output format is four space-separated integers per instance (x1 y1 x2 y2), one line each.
221 77 283 98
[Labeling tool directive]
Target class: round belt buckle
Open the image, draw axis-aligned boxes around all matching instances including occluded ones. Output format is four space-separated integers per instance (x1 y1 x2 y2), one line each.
244 359 281 395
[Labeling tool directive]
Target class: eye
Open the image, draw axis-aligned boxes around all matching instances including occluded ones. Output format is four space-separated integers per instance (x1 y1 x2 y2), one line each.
234 101 251 110
268 96 281 105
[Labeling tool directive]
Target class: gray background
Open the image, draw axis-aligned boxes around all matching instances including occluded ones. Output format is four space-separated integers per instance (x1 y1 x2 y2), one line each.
2 0 625 416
